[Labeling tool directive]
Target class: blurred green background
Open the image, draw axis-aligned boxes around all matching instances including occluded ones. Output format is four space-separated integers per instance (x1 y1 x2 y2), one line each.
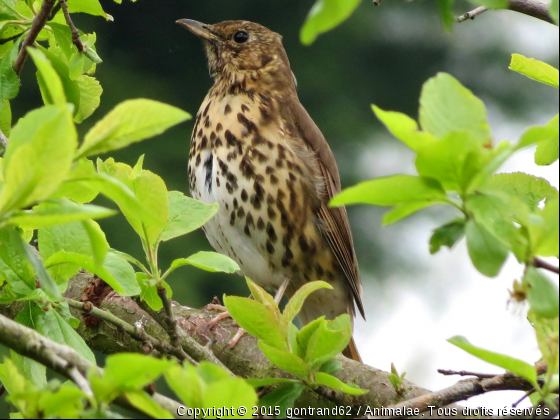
1 0 559 416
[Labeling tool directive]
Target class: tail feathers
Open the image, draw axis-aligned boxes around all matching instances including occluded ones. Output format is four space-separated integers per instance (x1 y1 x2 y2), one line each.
343 336 362 363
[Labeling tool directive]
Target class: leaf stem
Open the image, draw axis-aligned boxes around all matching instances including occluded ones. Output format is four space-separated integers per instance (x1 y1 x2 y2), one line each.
533 257 559 275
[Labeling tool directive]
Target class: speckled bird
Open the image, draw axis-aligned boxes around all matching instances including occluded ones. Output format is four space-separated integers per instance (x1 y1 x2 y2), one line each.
178 19 365 361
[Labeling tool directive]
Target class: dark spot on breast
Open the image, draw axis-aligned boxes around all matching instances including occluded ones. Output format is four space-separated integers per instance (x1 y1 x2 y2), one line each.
233 198 238 209
203 102 211 117
241 104 250 113
203 154 213 193
229 211 236 226
237 207 245 218
244 225 251 237
266 193 275 205
246 212 255 227
315 264 324 277
250 194 262 210
257 217 265 230
270 174 279 184
299 235 309 252
241 189 248 202
267 206 276 220
266 222 277 242
265 166 274 175
224 104 232 115
204 116 211 128
276 158 283 168
266 241 275 254
216 123 223 133
260 54 273 67
238 113 257 134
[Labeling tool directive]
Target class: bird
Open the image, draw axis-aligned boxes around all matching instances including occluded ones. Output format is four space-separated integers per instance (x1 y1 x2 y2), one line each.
177 19 365 361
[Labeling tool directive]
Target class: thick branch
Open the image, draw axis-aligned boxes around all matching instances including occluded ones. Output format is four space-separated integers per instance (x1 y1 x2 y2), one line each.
13 0 57 76
385 362 548 418
458 0 555 25
0 312 182 418
59 0 86 52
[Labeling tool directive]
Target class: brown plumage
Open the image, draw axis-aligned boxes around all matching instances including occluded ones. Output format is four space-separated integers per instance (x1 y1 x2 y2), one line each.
178 19 364 361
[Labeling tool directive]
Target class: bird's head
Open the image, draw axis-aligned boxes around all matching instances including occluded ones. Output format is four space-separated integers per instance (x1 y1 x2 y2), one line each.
177 19 295 90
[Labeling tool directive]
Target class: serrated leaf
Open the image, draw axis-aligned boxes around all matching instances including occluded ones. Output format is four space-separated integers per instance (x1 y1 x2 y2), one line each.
509 54 559 88
300 0 361 45
77 99 190 158
372 105 437 152
74 75 102 123
314 372 368 395
331 175 448 207
529 198 559 258
0 105 77 213
67 0 107 19
201 377 257 418
159 191 218 242
245 277 280 322
0 227 36 294
258 341 310 380
0 41 19 101
0 99 12 137
429 219 465 254
304 315 352 370
448 336 538 387
465 219 509 277
420 73 490 143
281 281 332 332
382 201 439 225
224 296 286 350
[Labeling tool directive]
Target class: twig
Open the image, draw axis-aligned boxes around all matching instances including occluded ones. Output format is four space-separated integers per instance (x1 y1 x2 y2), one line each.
67 365 94 398
382 362 547 418
0 312 183 419
0 384 5 398
132 295 232 373
0 29 28 45
58 0 86 52
373 0 383 5
158 286 180 347
457 6 488 22
533 258 559 275
13 0 56 76
457 0 555 25
438 369 498 379
49 2 61 20
512 390 534 408
66 298 195 364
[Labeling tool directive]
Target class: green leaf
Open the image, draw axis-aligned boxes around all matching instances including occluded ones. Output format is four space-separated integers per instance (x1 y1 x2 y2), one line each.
53 159 100 204
22 240 61 300
448 336 538 386
82 219 109 267
67 0 107 19
258 341 310 380
137 273 168 311
0 358 29 396
168 252 239 274
258 383 305 419
77 99 190 158
524 267 559 319
224 296 286 350
8 199 116 229
245 277 280 322
535 115 559 166
124 391 173 419
529 198 559 257
74 75 102 123
319 359 343 375
0 227 35 294
429 219 465 254
465 220 509 277
0 99 12 137
296 317 324 359
165 364 204 408
201 377 258 419
331 175 448 207
28 48 66 106
517 116 559 150
281 281 332 332
50 308 96 363
483 172 558 211
0 105 77 213
314 372 368 395
419 73 490 143
438 0 455 32
300 0 361 45
0 41 19 101
45 251 140 296
382 201 439 225
304 314 352 370
97 158 169 246
159 191 218 242
13 302 47 386
372 105 437 152
509 54 559 88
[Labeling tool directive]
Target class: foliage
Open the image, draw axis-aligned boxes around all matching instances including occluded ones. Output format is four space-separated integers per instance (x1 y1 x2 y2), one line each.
224 278 367 412
332 58 559 406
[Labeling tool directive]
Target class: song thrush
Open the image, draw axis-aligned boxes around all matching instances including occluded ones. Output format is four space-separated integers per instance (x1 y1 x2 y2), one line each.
178 19 365 361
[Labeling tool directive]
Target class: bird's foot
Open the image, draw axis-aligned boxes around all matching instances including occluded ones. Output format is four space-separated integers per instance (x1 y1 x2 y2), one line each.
198 302 246 348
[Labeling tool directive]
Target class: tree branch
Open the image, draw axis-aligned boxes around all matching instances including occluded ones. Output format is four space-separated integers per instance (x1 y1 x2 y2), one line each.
437 368 498 379
384 362 548 418
457 0 555 25
13 0 57 76
58 0 86 52
533 257 559 275
0 128 8 157
0 311 182 418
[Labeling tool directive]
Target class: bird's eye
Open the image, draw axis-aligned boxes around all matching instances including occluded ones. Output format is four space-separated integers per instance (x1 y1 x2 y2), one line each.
233 31 249 44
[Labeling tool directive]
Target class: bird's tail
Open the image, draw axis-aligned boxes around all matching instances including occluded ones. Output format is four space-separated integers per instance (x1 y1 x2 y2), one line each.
343 336 362 363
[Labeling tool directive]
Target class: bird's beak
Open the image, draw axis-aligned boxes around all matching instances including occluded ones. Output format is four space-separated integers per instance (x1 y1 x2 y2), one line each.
176 19 220 43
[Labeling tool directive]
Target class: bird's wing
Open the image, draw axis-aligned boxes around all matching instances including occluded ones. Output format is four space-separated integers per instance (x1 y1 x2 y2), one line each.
291 101 365 319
